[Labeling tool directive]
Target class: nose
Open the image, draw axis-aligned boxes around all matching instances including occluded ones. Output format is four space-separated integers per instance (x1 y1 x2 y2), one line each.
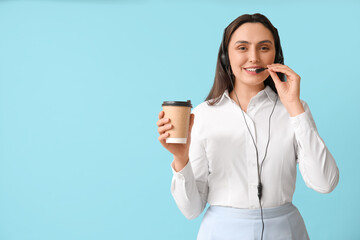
249 47 260 63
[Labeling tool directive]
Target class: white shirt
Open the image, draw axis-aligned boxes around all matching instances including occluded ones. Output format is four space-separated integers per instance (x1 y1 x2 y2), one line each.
170 85 339 220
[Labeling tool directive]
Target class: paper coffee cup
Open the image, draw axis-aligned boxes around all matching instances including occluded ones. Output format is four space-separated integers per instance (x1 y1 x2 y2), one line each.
162 100 192 144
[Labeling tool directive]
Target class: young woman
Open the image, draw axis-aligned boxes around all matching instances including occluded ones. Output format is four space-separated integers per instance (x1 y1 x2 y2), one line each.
157 13 339 240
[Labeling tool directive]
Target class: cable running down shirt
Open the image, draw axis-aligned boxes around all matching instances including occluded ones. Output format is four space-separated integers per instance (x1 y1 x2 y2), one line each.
170 85 339 220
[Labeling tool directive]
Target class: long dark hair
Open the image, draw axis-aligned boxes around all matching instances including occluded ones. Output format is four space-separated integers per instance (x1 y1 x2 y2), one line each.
205 13 285 106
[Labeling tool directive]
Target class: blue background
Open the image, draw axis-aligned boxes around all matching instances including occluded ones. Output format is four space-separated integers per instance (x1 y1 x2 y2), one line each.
0 0 358 239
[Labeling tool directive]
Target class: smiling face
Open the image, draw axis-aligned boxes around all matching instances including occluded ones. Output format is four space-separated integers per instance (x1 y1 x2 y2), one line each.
228 22 276 87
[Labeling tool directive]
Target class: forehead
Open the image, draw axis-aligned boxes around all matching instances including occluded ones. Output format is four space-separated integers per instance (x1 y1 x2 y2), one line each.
229 22 274 44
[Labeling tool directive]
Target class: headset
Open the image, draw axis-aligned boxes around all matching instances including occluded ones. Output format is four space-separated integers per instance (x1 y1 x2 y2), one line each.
219 25 284 240
220 26 284 81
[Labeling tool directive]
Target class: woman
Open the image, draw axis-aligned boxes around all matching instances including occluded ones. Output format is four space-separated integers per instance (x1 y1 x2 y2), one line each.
157 13 339 240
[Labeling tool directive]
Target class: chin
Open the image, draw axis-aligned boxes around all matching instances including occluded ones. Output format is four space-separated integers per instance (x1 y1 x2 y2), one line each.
243 78 266 86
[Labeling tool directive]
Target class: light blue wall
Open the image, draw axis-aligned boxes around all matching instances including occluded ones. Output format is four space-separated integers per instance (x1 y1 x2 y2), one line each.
0 1 358 239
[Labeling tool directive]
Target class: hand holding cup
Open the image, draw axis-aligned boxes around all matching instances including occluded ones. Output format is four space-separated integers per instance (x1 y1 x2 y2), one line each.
157 110 195 159
157 100 194 171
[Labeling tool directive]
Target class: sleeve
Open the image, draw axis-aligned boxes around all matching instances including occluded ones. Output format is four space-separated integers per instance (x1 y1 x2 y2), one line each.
290 100 339 194
170 107 209 220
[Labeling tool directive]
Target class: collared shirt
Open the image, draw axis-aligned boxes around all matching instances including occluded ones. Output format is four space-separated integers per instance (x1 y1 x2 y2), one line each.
170 85 339 220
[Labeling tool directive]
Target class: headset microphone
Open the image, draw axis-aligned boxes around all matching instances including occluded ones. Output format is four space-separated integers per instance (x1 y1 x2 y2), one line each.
255 68 268 74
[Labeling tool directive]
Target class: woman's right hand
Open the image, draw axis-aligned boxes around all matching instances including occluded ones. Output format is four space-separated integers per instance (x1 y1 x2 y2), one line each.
157 110 195 162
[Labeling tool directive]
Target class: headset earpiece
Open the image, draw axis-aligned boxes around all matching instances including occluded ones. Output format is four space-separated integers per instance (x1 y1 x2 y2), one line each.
220 28 229 71
220 51 228 70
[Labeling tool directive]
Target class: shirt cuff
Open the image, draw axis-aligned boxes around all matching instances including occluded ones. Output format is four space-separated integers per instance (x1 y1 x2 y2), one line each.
170 159 194 179
289 108 316 133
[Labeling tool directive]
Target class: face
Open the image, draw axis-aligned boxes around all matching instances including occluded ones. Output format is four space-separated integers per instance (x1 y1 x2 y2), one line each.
227 22 276 87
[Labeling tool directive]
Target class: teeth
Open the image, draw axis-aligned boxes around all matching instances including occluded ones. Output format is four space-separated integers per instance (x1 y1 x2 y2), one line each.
246 68 259 72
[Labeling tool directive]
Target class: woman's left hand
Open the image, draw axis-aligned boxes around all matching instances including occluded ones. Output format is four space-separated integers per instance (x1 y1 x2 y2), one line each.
267 63 301 104
267 64 305 116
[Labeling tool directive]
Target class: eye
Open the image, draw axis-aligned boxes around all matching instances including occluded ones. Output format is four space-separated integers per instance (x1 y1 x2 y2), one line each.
261 46 270 51
237 46 247 50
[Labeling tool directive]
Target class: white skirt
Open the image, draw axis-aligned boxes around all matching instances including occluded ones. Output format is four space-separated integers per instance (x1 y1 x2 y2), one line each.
197 202 310 240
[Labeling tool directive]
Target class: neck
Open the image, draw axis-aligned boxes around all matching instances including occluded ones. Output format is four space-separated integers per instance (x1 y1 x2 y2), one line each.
230 82 266 104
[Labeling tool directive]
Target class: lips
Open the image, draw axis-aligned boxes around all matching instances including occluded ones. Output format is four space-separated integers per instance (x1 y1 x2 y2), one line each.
244 67 264 75
244 66 264 69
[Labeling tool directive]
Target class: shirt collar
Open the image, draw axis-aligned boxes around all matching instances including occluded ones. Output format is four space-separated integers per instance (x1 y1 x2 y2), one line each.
216 85 277 105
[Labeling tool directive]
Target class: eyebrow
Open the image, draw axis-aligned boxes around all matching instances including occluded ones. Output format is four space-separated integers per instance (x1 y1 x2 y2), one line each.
234 40 273 46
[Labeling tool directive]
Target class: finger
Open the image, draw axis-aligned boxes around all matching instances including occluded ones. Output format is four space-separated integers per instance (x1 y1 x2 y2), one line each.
187 114 194 143
268 69 282 86
158 123 172 134
270 63 286 67
188 114 194 134
267 65 295 77
188 114 194 132
156 115 170 127
158 110 164 119
158 132 170 142
269 66 299 83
